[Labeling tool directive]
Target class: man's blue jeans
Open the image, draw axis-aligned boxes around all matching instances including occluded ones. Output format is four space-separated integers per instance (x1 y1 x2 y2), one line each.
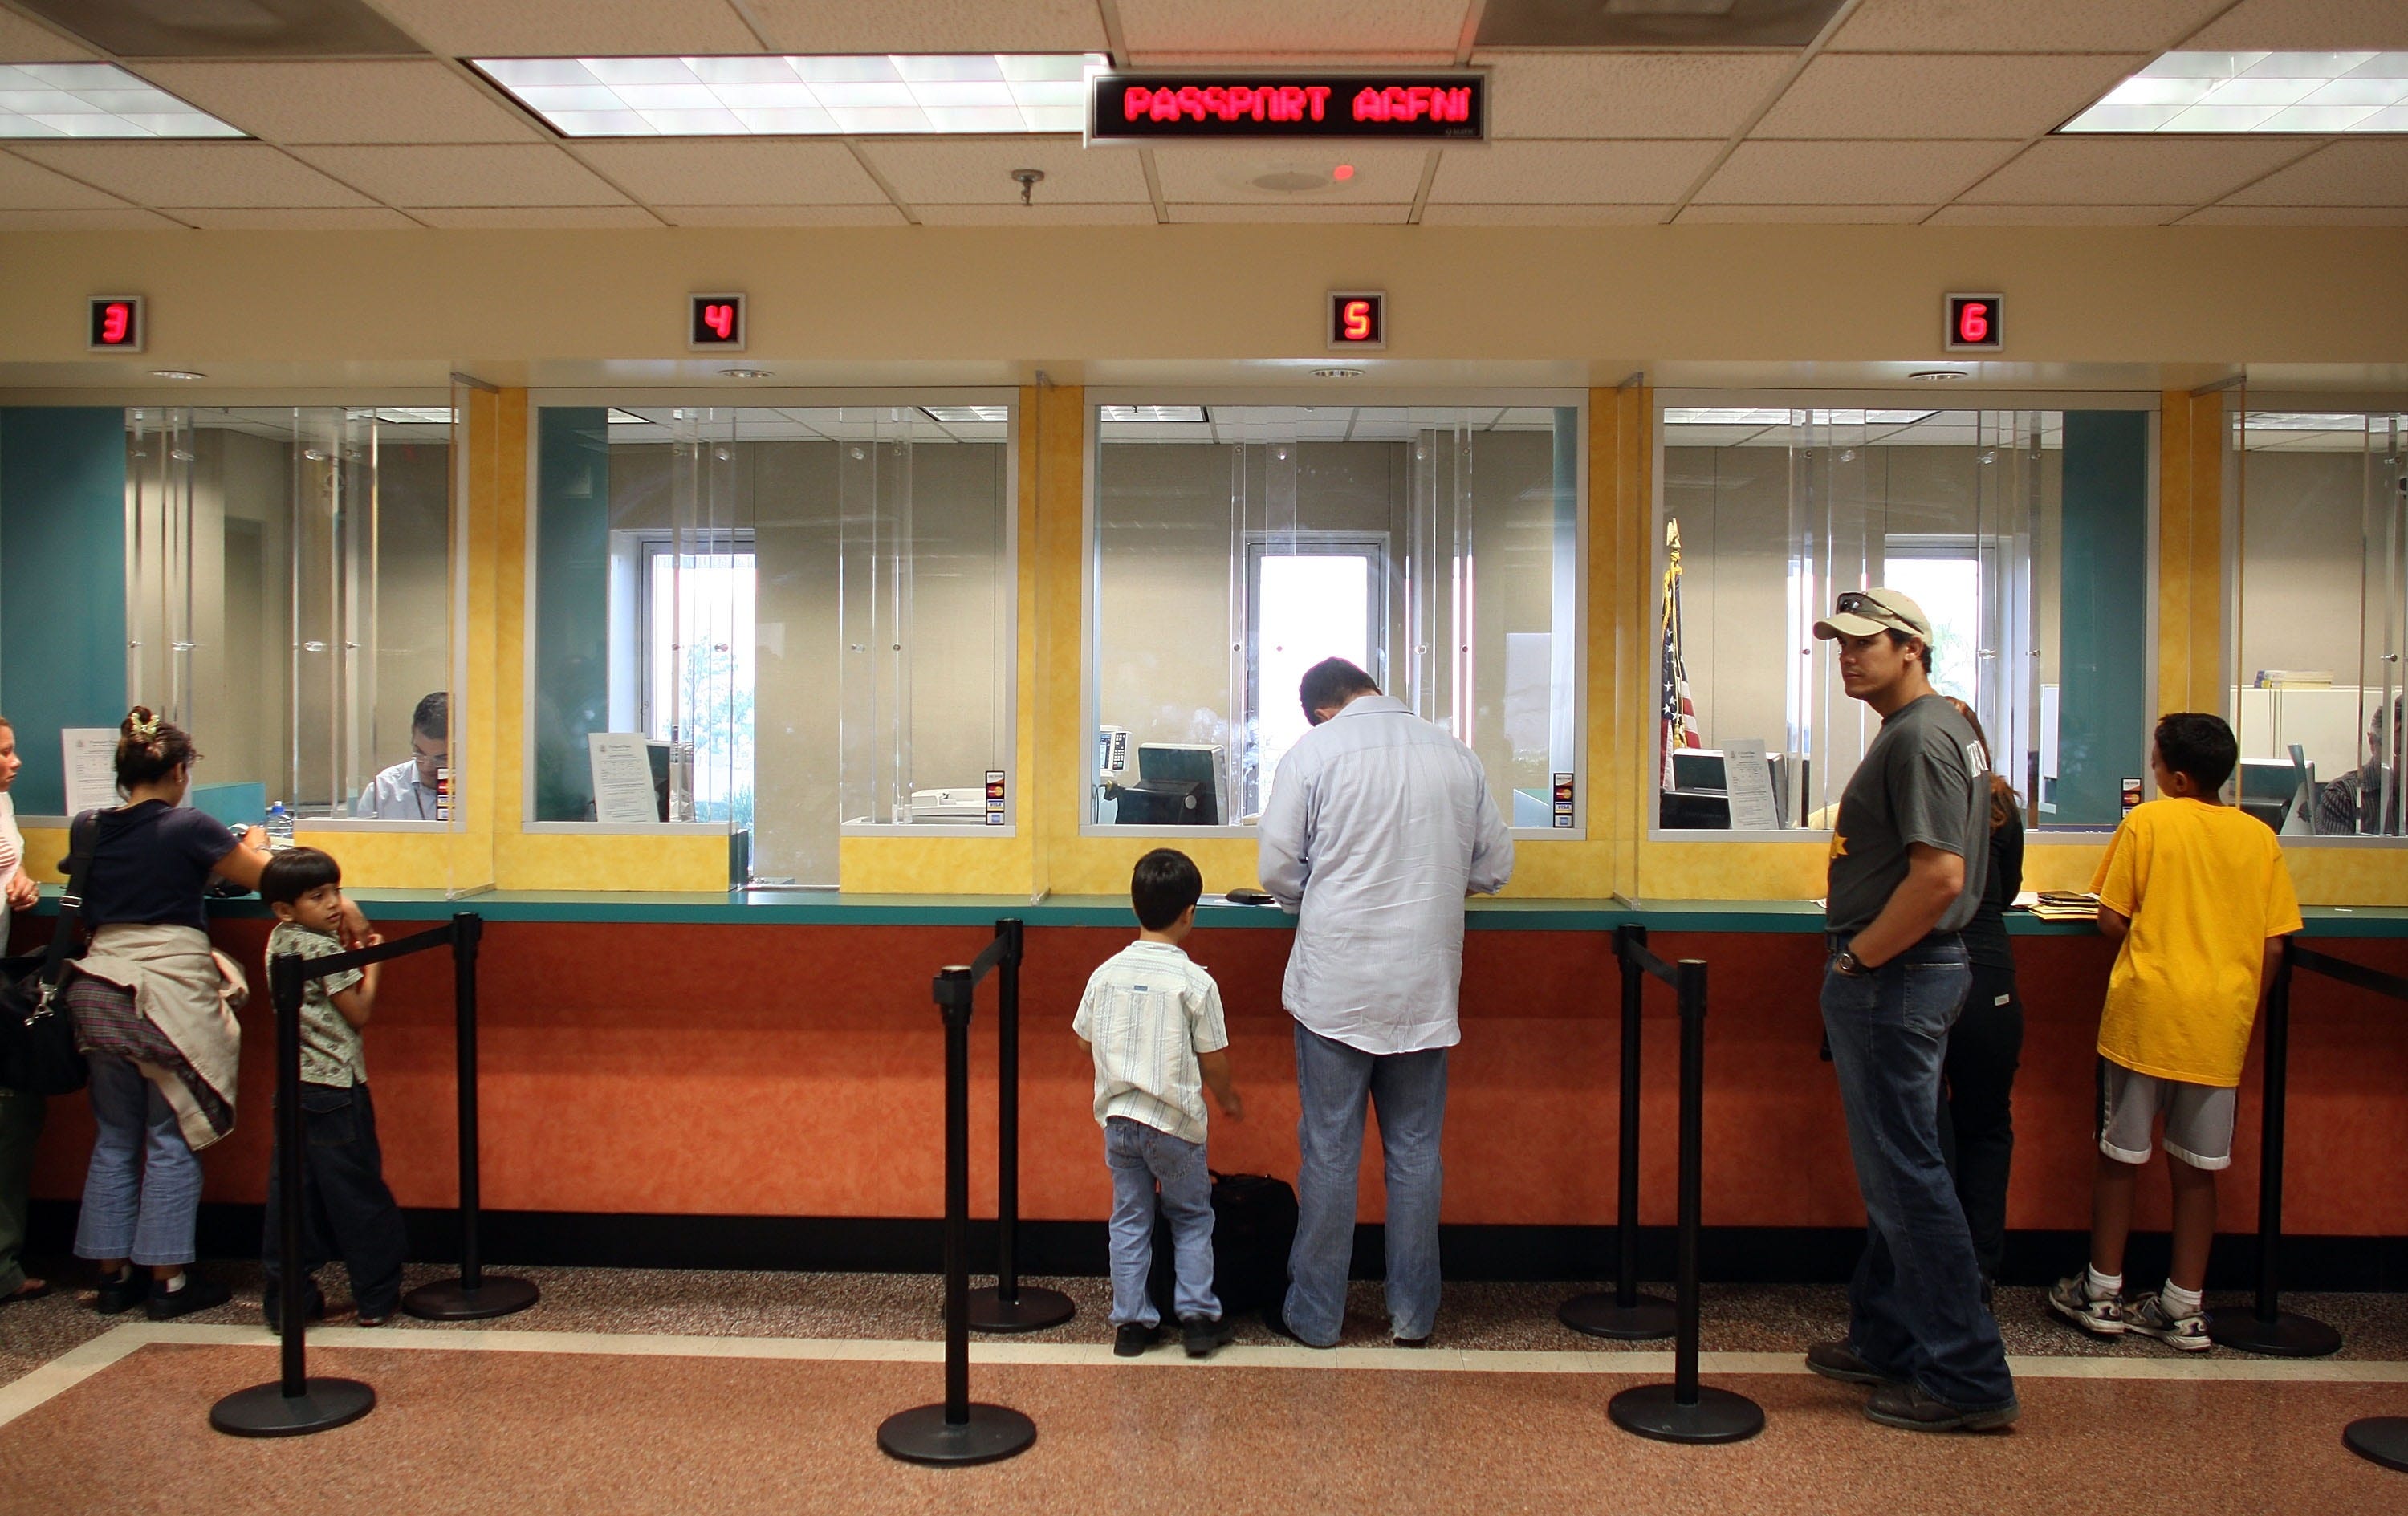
1284 1024 1448 1347
1821 934 2016 1411
1104 1116 1217 1328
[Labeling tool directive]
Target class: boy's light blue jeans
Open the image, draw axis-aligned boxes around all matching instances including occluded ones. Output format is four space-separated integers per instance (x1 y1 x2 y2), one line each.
1283 1023 1448 1347
1104 1116 1218 1328
73 1053 204 1267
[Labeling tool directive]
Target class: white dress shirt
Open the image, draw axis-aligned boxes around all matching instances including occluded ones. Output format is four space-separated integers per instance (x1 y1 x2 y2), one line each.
1257 694 1514 1055
353 758 441 820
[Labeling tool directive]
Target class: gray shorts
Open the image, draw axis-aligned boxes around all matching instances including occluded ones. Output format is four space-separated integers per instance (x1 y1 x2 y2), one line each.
2097 1059 2236 1170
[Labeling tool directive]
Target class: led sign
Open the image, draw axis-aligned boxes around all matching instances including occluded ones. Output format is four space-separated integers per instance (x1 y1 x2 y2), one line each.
1328 291 1386 351
88 295 143 353
1088 72 1485 143
689 292 746 352
1945 293 2003 352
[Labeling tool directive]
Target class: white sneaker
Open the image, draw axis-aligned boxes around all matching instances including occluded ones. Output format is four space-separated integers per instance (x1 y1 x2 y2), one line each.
2047 1275 2125 1337
2121 1293 2211 1351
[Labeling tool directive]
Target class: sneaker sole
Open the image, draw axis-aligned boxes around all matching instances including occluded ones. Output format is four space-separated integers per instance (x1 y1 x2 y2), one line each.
2045 1295 2125 1337
1865 1402 2021 1433
2123 1324 2211 1351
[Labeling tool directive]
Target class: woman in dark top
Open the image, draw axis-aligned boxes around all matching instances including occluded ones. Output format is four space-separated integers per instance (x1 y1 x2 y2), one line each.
1941 699 2023 1303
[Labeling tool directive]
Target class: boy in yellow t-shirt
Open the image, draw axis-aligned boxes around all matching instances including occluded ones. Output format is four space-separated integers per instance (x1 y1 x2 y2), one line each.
2048 713 2301 1351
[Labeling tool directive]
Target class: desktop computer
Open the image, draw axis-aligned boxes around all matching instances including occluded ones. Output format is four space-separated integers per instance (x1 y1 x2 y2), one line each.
1113 742 1228 826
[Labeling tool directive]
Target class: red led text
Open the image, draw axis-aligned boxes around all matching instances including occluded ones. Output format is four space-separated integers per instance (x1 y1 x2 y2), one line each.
97 301 132 344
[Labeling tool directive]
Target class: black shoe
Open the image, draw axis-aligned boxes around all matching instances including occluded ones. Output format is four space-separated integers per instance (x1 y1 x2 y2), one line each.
92 1269 149 1315
1181 1317 1230 1358
1806 1339 1902 1388
1393 1332 1430 1348
1263 1303 1335 1350
0 1278 51 1307
146 1274 231 1322
1112 1323 1160 1358
1865 1381 2020 1433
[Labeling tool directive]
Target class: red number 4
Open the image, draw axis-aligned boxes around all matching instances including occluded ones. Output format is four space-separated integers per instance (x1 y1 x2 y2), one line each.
702 303 735 340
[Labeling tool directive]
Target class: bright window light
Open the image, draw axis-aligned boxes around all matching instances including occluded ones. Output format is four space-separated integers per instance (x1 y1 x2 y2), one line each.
2062 51 2408 132
0 62 244 139
474 54 1106 136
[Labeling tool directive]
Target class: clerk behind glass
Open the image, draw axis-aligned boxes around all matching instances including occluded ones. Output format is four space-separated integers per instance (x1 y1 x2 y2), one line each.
353 692 448 820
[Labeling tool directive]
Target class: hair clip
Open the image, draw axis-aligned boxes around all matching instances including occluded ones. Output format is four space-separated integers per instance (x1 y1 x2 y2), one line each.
127 713 160 741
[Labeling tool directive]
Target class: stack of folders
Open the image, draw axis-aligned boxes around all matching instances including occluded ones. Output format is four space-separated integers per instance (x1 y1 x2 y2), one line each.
2018 891 2101 922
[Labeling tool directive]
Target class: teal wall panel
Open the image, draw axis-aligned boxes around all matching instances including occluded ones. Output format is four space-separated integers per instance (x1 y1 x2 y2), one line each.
1 408 127 815
534 407 611 821
2056 410 2150 826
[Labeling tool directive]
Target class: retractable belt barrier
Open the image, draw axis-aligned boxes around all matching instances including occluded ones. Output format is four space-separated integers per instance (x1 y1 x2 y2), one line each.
212 912 509 1437
2262 943 2408 1476
1598 928 1764 1446
1558 923 1677 1342
877 927 1039 1467
965 919 1075 1334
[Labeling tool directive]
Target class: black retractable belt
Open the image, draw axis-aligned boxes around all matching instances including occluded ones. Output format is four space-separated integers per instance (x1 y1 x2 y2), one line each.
1559 923 1676 1341
966 918 1074 1333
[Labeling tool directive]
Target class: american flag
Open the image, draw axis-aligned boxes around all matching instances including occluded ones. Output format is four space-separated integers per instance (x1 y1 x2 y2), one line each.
1661 519 1702 789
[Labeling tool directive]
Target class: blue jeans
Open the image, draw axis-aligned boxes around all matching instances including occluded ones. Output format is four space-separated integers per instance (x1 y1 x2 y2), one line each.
74 1053 205 1267
1104 1116 1216 1328
1821 934 2015 1411
1284 1024 1448 1347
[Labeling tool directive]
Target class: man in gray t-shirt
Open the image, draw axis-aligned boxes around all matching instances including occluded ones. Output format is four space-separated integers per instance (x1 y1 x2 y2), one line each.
1804 587 2017 1433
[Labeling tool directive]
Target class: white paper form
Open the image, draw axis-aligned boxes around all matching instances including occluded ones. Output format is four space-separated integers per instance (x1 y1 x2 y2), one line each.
1723 738 1781 831
62 729 120 816
587 732 661 824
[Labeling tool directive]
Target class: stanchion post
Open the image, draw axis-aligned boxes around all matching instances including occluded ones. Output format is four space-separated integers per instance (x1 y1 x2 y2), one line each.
1607 959 1763 1445
878 966 1037 1465
2207 943 2339 1356
969 918 1073 1333
405 914 538 1322
209 953 376 1437
1559 923 1675 1340
2344 1416 2408 1473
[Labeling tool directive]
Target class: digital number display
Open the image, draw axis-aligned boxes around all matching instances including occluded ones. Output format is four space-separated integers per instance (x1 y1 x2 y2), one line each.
1945 293 2003 352
1089 72 1484 143
87 295 143 352
689 292 746 351
1328 291 1386 351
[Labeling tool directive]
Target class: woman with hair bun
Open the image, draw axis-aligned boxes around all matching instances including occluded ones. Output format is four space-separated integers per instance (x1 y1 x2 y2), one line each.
59 706 283 1318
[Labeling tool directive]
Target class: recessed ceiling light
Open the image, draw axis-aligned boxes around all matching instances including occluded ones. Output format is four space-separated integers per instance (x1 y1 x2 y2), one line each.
148 368 206 380
1312 368 1366 380
2061 51 2408 133
0 63 243 139
472 53 1105 137
1909 369 1969 382
719 368 774 380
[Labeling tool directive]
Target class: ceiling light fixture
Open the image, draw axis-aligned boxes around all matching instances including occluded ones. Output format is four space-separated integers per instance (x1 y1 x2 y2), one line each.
1312 368 1366 380
719 368 774 380
2061 51 2408 133
0 62 244 138
1100 404 1207 423
1908 370 1969 382
148 368 206 380
472 53 1105 137
921 405 1011 423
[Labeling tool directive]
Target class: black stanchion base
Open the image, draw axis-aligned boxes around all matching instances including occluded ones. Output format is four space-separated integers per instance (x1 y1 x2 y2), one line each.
1608 1383 1766 1445
2344 1416 2408 1473
965 1285 1076 1334
877 1403 1037 1465
209 1377 376 1437
402 1274 542 1322
2205 1306 2342 1358
1557 1290 1677 1342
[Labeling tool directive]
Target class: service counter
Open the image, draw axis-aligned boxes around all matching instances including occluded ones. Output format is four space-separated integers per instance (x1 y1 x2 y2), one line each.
21 891 2408 1281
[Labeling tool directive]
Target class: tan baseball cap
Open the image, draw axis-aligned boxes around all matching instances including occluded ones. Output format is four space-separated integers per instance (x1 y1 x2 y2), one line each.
1813 587 1934 644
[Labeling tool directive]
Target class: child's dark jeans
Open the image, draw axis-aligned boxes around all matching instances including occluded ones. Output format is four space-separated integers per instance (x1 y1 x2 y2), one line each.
262 1082 407 1320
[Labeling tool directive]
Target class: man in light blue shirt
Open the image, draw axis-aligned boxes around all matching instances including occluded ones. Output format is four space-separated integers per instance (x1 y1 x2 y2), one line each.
1257 657 1513 1347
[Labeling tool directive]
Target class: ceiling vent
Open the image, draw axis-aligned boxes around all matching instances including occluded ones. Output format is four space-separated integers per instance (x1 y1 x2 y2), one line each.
1476 0 1848 48
10 0 424 58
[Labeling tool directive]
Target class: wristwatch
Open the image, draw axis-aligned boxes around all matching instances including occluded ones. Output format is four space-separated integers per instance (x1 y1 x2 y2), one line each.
1833 948 1869 977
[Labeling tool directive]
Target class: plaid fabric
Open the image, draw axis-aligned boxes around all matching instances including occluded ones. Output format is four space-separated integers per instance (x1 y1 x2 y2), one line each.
65 973 233 1139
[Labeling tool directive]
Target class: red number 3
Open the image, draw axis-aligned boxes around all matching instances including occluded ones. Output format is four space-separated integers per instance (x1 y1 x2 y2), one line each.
100 302 131 343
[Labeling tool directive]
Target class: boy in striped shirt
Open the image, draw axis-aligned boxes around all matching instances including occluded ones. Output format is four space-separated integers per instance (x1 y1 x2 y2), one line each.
1075 848 1243 1358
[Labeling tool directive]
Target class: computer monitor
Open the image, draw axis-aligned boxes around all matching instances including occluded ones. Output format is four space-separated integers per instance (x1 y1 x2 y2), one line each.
2238 756 2313 832
1671 749 1726 793
645 739 672 823
1659 791 1731 830
1116 742 1227 826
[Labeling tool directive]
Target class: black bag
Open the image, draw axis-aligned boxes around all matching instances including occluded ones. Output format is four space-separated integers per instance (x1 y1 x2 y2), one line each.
1147 1170 1300 1319
1 813 97 1097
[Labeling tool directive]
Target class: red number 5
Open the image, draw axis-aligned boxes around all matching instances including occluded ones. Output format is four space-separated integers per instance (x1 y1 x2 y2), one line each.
1342 299 1372 341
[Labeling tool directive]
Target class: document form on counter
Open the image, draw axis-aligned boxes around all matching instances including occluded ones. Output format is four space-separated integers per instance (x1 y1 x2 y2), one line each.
1723 738 1781 831
588 732 661 824
62 729 120 816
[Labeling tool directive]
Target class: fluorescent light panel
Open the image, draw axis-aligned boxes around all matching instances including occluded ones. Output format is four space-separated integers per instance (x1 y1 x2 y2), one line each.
1664 408 1939 425
921 405 1010 423
474 54 1104 136
1100 405 1208 423
0 62 242 138
2063 51 2408 133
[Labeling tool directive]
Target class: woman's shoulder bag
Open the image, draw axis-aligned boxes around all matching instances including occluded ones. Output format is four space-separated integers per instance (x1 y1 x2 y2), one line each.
0 811 100 1095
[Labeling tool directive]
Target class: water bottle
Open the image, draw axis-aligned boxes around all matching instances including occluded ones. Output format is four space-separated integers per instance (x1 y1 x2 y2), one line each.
265 802 295 851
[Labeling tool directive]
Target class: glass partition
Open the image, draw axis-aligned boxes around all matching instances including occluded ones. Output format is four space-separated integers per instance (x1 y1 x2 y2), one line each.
1089 399 1581 831
1658 399 2151 834
529 400 1014 888
2233 403 2407 839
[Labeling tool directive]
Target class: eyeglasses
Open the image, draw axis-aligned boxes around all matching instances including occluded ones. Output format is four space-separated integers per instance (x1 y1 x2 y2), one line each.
1834 591 1889 616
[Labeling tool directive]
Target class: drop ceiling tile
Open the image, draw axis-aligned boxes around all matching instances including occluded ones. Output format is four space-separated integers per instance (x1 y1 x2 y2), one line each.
1925 203 2190 224
0 207 178 230
1169 202 1411 222
0 8 96 59
1959 137 2315 205
1152 144 1430 204
742 0 1108 52
0 150 133 209
1677 203 1931 222
1754 54 2145 140
290 144 629 207
364 0 763 56
1828 0 2229 53
1418 203 1667 224
654 205 906 226
568 140 883 207
1430 140 1719 203
131 62 539 145
1693 140 2015 204
2224 141 2408 208
2180 204 2408 225
856 138 1149 205
9 142 374 208
412 205 664 227
1475 52 1796 140
1117 0 1466 57
2187 0 2408 51
170 206 421 229
916 202 1157 224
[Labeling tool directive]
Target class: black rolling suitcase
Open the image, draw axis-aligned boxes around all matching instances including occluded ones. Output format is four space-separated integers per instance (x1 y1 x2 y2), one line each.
1147 1171 1299 1319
